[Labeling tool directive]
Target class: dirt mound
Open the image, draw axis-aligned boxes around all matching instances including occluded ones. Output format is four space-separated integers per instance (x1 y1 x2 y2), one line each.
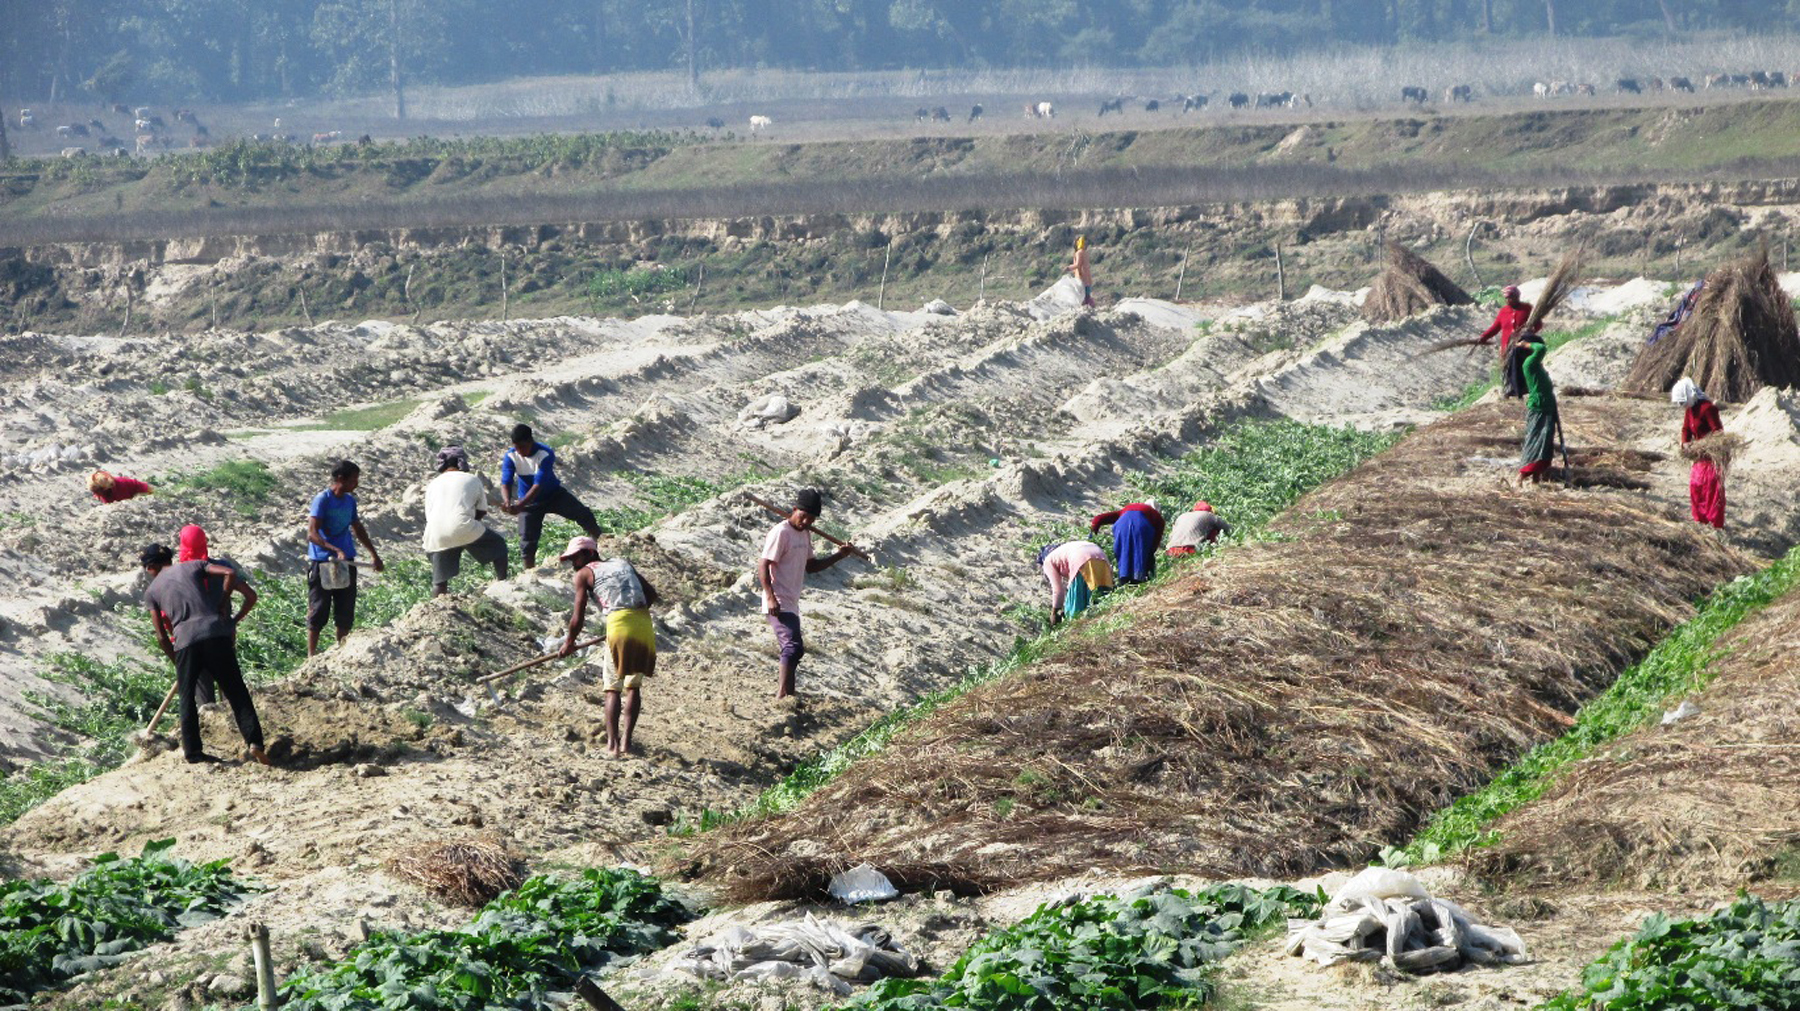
1361 243 1473 323
688 397 1753 902
1466 585 1800 893
1625 248 1800 402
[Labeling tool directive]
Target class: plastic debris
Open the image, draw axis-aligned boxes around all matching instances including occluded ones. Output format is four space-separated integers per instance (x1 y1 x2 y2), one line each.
1285 867 1527 973
827 862 899 904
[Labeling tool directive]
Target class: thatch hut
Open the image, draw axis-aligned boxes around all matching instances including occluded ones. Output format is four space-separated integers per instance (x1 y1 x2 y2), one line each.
1362 242 1474 323
1625 248 1800 402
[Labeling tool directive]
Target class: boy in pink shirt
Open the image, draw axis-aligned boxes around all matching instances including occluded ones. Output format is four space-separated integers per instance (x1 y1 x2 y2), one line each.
758 489 857 699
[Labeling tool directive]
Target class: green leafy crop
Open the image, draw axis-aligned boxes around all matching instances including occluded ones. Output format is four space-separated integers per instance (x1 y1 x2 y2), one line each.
274 867 691 1011
1542 896 1800 1011
844 884 1321 1011
0 839 252 1002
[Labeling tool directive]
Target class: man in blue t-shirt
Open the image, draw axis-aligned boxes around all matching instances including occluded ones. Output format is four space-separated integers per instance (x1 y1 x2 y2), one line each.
500 424 602 569
306 459 385 656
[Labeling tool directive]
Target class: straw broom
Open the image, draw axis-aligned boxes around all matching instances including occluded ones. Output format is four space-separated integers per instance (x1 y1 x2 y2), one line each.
1425 249 1588 355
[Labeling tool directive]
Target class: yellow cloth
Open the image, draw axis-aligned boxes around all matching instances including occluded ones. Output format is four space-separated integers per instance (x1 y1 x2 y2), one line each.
603 607 655 692
1077 558 1116 592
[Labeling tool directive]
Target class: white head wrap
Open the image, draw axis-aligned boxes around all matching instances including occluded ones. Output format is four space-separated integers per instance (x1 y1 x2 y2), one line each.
1670 377 1707 407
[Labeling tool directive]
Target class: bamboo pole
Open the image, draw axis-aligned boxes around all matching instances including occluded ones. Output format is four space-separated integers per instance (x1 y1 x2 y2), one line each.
1174 243 1192 301
478 637 603 684
877 242 892 310
744 492 872 562
499 251 508 322
1274 242 1286 301
247 922 277 1011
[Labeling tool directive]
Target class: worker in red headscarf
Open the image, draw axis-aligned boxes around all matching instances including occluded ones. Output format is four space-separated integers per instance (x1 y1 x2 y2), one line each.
173 524 254 704
1166 501 1232 556
1476 285 1542 364
1672 377 1726 529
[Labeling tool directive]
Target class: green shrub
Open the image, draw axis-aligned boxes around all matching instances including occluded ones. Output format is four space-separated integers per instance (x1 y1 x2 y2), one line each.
844 884 1321 1011
0 839 252 1003
588 266 687 307
1542 896 1800 1011
277 868 690 1011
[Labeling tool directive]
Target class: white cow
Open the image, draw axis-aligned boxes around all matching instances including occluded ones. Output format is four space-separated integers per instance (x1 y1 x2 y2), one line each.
1533 81 1551 98
1035 101 1055 119
748 115 772 133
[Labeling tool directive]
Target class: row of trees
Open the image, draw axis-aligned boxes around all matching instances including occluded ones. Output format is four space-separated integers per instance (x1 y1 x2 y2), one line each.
1 0 1797 113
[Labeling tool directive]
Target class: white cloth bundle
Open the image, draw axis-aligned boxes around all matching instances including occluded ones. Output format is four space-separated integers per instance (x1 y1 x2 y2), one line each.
1285 867 1527 973
671 912 921 995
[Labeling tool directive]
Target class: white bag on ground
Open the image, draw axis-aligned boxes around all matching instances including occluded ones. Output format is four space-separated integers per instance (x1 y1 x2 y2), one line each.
828 862 899 903
1286 867 1527 973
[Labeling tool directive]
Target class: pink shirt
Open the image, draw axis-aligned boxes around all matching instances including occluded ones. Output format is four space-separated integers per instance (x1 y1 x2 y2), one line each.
761 520 814 613
1042 541 1107 608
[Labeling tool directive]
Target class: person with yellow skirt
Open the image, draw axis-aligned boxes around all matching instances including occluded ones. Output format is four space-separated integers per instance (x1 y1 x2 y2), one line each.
558 536 660 758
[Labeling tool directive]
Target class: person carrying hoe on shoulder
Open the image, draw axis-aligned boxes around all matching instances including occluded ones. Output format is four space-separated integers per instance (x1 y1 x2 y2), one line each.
306 459 385 656
759 488 857 699
500 423 602 570
558 536 659 757
140 542 267 766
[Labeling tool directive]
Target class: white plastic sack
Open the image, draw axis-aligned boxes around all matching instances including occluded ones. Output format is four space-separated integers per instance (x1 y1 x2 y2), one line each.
828 863 899 904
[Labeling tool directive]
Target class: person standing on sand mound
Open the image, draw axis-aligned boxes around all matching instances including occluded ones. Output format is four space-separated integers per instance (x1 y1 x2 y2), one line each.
759 489 858 700
306 460 385 656
500 423 602 570
1067 234 1096 308
558 536 659 758
140 543 268 766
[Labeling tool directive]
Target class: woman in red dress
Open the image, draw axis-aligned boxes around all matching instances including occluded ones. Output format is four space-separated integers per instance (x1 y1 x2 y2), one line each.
1671 377 1725 529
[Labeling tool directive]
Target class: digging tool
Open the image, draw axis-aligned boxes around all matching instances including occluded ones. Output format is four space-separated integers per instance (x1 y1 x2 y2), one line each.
744 492 873 563
144 679 179 735
477 637 603 684
1555 413 1572 489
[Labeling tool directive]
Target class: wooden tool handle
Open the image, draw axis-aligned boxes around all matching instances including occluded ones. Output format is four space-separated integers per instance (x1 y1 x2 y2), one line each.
745 492 873 562
144 680 179 735
478 637 603 683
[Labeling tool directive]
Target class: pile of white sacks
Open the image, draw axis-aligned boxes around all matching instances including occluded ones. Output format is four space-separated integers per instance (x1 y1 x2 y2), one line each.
1286 868 1528 973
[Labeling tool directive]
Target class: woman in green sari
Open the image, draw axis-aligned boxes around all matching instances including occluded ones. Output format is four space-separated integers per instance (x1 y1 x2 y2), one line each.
1518 335 1558 485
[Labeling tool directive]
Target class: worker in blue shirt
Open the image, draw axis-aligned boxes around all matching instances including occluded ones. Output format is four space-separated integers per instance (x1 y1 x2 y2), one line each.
501 424 602 568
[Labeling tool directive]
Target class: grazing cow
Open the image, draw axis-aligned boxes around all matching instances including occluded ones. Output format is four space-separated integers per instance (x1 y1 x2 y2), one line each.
134 118 153 132
1035 101 1055 118
1098 97 1125 116
175 108 198 125
1771 72 1789 88
1705 73 1731 89
133 106 151 119
1254 91 1291 109
1575 83 1596 96
1550 80 1573 96
1286 93 1312 108
56 124 87 138
111 103 130 116
705 116 724 129
914 107 932 123
60 147 85 158
1181 93 1209 113
931 106 950 122
312 130 342 143
356 133 371 145
1533 81 1551 98
87 118 105 131
1646 76 1665 91
1445 84 1474 103
748 115 772 133
968 104 983 122
1401 85 1427 104
194 124 208 138
1144 98 1160 112
1228 92 1250 109
1730 73 1750 87
148 115 165 129
18 108 34 128
98 134 121 149
1617 78 1641 94
1670 76 1695 92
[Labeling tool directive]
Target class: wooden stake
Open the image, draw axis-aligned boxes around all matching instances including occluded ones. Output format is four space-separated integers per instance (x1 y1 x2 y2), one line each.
1274 242 1286 301
119 286 132 337
300 287 314 325
877 242 892 310
499 251 508 321
978 254 988 303
689 263 704 313
247 922 277 1011
1174 243 1192 301
1464 221 1485 289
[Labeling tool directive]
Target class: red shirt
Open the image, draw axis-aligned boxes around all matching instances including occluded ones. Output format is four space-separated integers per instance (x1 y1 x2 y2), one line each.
94 477 152 503
1682 400 1723 444
1479 304 1539 349
1090 502 1166 538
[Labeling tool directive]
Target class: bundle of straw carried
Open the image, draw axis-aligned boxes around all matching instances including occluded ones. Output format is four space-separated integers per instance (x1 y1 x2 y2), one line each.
389 839 523 906
1677 431 1744 477
1626 247 1800 402
1363 243 1474 323
1425 248 1586 354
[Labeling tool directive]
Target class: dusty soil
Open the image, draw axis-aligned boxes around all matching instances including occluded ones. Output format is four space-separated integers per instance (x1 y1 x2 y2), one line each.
3 273 1798 1010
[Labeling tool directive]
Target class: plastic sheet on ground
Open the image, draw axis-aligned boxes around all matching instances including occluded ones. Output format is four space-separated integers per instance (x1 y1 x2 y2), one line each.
1285 867 1527 973
828 862 899 903
670 912 921 995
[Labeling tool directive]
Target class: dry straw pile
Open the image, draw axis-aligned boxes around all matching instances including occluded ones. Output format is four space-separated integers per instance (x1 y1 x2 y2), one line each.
1469 590 1800 892
389 839 523 906
1626 248 1800 402
690 398 1749 902
1362 243 1473 323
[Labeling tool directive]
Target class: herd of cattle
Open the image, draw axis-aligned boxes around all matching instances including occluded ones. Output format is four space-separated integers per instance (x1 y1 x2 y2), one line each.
11 65 1800 156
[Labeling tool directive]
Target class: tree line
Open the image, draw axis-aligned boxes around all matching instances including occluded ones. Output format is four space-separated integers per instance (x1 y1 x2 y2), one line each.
2 0 1795 113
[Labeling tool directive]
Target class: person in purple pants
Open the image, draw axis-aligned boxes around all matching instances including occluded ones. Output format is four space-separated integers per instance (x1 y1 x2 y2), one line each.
757 488 857 699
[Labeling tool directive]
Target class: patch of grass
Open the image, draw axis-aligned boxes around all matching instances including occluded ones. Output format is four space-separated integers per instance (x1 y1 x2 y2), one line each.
1383 543 1800 866
462 390 492 406
588 265 687 308
0 511 35 530
1431 372 1497 412
844 884 1322 1011
1541 896 1800 1011
295 397 423 431
166 459 277 516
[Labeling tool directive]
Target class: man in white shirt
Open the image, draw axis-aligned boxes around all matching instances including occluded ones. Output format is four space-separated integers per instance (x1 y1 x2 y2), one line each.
423 446 509 596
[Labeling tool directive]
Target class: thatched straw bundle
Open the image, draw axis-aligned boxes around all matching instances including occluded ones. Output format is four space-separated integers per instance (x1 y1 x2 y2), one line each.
1626 248 1800 402
1677 431 1743 476
1467 590 1800 892
389 839 523 906
686 398 1749 903
1363 243 1473 323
